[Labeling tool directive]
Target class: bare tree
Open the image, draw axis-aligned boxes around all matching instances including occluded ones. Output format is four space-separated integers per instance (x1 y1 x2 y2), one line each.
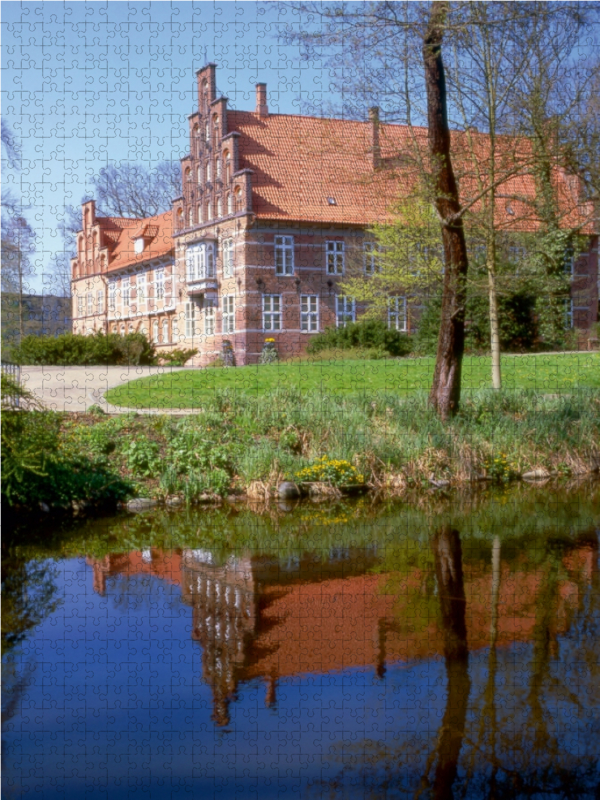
92 160 181 219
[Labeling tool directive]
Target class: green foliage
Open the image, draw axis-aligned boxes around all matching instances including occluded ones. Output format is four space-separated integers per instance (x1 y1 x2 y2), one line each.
157 348 198 366
1 410 133 510
11 331 156 366
1 372 41 410
122 436 162 478
414 289 539 355
340 198 443 321
307 319 412 357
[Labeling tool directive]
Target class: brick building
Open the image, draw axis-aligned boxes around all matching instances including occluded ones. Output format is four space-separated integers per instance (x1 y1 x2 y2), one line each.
71 63 599 364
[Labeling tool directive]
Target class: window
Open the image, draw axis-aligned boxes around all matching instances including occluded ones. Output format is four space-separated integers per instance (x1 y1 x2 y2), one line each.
155 268 165 300
87 292 93 315
176 208 183 230
108 280 117 312
134 238 144 254
152 319 159 343
326 241 345 274
186 243 215 281
197 165 203 184
275 235 294 275
336 295 355 327
224 151 231 182
122 277 130 309
162 317 170 344
77 295 84 316
206 160 212 183
564 247 575 277
388 296 407 331
364 242 379 275
216 156 222 179
262 294 282 331
185 300 196 338
205 119 210 142
563 297 574 328
205 301 215 335
188 207 194 228
217 197 223 218
97 289 104 314
136 274 146 308
235 187 243 212
227 193 233 214
207 201 212 221
120 324 126 336
222 238 234 278
222 295 235 333
301 295 319 332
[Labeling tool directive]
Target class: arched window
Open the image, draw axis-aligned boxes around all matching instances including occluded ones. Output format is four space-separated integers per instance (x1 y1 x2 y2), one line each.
198 204 203 224
188 207 194 228
227 193 233 215
235 187 243 212
152 319 159 343
197 165 203 184
176 208 183 230
93 230 99 251
206 160 212 183
205 119 210 142
202 79 209 110
85 207 90 228
120 324 126 337
217 197 223 218
207 201 212 220
213 114 219 137
193 123 200 156
185 167 191 183
216 156 222 179
162 317 170 344
224 150 231 182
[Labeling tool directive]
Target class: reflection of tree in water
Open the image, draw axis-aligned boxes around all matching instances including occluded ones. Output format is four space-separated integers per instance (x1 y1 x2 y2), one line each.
1 555 60 775
309 527 600 799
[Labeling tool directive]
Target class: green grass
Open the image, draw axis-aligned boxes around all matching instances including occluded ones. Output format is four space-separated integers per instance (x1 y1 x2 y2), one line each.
105 353 600 409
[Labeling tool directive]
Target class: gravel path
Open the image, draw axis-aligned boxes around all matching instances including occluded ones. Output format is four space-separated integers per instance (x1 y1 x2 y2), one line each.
19 365 192 414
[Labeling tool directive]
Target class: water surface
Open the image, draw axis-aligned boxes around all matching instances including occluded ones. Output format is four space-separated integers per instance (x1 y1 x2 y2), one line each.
3 485 599 798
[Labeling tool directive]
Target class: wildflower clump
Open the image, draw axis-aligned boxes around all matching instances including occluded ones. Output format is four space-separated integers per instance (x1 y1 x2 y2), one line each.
484 452 517 483
295 456 364 486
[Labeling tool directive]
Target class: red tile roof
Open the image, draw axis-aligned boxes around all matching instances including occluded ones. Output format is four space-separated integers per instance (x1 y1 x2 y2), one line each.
229 111 596 234
101 210 173 272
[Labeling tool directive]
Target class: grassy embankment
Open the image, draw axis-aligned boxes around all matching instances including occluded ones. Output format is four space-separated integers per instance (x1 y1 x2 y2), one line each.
3 354 599 513
105 352 600 409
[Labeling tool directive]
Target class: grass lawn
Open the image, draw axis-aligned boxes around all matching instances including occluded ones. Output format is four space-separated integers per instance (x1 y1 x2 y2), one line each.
104 352 600 409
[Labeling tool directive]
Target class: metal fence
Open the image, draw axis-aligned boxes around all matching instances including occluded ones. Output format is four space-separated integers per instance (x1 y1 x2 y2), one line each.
1 362 21 408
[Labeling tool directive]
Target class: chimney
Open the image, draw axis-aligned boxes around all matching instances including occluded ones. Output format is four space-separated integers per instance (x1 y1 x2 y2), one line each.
369 106 381 170
256 83 268 118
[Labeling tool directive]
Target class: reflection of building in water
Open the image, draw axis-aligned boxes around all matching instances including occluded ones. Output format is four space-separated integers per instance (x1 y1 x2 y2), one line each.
87 536 597 727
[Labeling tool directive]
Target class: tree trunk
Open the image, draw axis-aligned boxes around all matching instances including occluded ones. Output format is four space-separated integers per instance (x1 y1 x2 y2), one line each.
423 3 470 419
431 525 471 800
487 250 502 390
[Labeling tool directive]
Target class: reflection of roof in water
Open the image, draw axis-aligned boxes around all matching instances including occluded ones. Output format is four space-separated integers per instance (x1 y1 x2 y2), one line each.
87 540 597 727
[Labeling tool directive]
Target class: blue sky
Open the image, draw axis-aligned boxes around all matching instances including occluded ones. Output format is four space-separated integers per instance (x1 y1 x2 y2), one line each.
2 1 330 293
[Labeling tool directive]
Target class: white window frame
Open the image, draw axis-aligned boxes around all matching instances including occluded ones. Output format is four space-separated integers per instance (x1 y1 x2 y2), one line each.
77 295 84 317
262 294 282 331
206 160 212 183
162 317 170 344
217 197 223 218
185 300 196 338
87 292 93 316
564 297 574 329
363 242 379 275
122 277 130 309
136 273 147 309
300 295 319 333
152 318 159 343
108 279 117 312
388 296 407 332
222 238 234 278
326 241 345 275
155 267 165 300
186 243 215 282
204 301 216 336
222 295 235 334
97 289 104 314
134 238 144 254
275 235 294 276
335 295 355 328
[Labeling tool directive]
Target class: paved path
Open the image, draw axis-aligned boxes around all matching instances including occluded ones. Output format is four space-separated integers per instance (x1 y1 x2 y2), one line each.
20 365 191 414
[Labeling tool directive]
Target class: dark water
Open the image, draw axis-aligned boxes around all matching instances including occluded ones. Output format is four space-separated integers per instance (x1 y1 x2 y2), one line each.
3 485 600 799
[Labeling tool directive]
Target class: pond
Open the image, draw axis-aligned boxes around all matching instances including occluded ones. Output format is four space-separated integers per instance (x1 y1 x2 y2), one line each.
2 484 600 799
